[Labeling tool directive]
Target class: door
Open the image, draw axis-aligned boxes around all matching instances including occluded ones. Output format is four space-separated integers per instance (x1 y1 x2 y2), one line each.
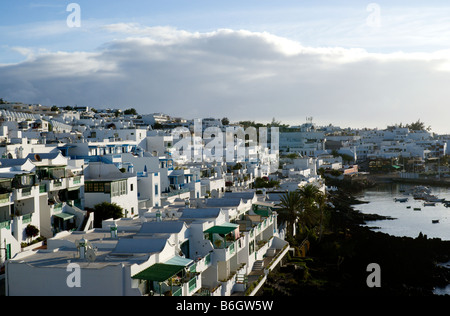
6 244 11 260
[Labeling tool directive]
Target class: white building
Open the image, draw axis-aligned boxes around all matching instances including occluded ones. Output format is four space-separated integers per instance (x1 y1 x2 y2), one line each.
84 162 139 218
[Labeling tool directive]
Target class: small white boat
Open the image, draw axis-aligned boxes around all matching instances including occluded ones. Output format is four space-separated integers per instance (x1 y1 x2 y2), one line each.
394 198 408 203
424 202 436 207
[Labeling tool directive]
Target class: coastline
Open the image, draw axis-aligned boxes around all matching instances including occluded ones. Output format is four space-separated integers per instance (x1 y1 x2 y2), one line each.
261 178 450 296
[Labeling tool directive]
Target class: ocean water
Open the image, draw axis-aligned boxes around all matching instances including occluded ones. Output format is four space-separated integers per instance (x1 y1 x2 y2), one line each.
352 183 450 295
353 183 450 241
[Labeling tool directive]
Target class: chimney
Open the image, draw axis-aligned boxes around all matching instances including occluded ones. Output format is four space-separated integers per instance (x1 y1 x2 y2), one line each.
156 209 162 222
78 238 87 259
110 223 118 238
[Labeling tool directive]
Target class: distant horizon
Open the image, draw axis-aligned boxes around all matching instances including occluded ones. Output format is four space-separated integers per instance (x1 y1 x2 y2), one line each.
1 97 445 135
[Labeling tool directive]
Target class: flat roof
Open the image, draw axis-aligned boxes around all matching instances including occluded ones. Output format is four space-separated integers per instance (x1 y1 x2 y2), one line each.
112 237 168 255
204 198 243 207
138 221 185 235
180 208 222 219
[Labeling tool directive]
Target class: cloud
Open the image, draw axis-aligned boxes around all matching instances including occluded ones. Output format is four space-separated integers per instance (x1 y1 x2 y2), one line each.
1 27 450 133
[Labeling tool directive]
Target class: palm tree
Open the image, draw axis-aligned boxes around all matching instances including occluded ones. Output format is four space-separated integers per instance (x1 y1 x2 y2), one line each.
278 190 302 237
297 184 326 238
314 190 327 241
278 184 328 239
298 184 321 211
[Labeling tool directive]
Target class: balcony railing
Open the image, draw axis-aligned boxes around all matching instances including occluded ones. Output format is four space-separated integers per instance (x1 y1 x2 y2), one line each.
73 176 81 184
161 187 190 198
22 187 32 196
172 287 182 296
0 192 11 204
0 220 10 230
188 277 197 293
39 184 47 193
22 213 32 224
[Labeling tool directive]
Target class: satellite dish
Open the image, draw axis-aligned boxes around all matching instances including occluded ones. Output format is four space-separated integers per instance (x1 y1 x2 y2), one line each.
86 248 96 262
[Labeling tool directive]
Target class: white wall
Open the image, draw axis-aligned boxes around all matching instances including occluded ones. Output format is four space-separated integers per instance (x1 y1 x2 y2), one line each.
6 261 141 296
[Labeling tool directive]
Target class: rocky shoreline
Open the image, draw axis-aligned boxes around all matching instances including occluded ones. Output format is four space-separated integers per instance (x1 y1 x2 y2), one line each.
262 182 450 296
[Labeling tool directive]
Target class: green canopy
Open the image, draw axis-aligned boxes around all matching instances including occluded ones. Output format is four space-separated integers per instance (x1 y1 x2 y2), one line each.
204 223 238 235
132 263 185 282
53 213 74 221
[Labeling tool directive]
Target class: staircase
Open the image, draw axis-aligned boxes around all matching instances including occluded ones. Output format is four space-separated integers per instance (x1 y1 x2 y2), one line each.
252 260 264 271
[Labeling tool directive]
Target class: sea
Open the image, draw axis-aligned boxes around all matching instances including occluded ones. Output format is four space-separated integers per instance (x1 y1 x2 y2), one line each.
352 183 450 295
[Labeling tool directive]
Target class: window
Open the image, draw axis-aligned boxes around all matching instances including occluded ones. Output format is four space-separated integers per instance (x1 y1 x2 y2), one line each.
155 184 159 196
120 180 127 195
85 182 93 192
130 183 134 191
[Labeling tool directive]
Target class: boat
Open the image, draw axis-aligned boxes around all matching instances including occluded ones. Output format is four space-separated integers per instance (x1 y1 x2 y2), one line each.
413 207 421 211
432 220 439 224
394 198 408 203
424 202 436 207
425 196 445 203
406 206 411 209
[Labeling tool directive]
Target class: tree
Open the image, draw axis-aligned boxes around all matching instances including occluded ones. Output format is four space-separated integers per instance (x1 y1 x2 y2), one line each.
278 190 302 237
25 224 40 242
278 184 327 240
124 108 137 115
298 184 321 211
254 177 279 188
221 117 230 126
93 202 124 228
402 119 431 132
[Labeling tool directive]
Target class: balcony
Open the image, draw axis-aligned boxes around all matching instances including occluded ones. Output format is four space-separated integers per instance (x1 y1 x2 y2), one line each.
50 203 63 214
194 252 213 273
14 186 36 200
161 187 190 198
0 220 11 230
39 184 47 194
133 264 200 296
43 179 67 191
66 175 84 188
0 192 12 205
22 213 32 224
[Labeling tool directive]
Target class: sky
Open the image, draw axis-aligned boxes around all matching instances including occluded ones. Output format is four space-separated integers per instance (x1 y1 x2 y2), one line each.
1 1 450 133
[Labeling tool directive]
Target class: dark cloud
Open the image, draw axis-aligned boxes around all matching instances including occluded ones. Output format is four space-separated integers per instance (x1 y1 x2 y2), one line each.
1 28 450 132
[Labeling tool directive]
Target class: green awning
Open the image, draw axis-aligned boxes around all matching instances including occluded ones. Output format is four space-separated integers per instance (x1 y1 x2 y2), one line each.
254 209 271 217
53 213 74 221
204 223 239 235
132 263 185 282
